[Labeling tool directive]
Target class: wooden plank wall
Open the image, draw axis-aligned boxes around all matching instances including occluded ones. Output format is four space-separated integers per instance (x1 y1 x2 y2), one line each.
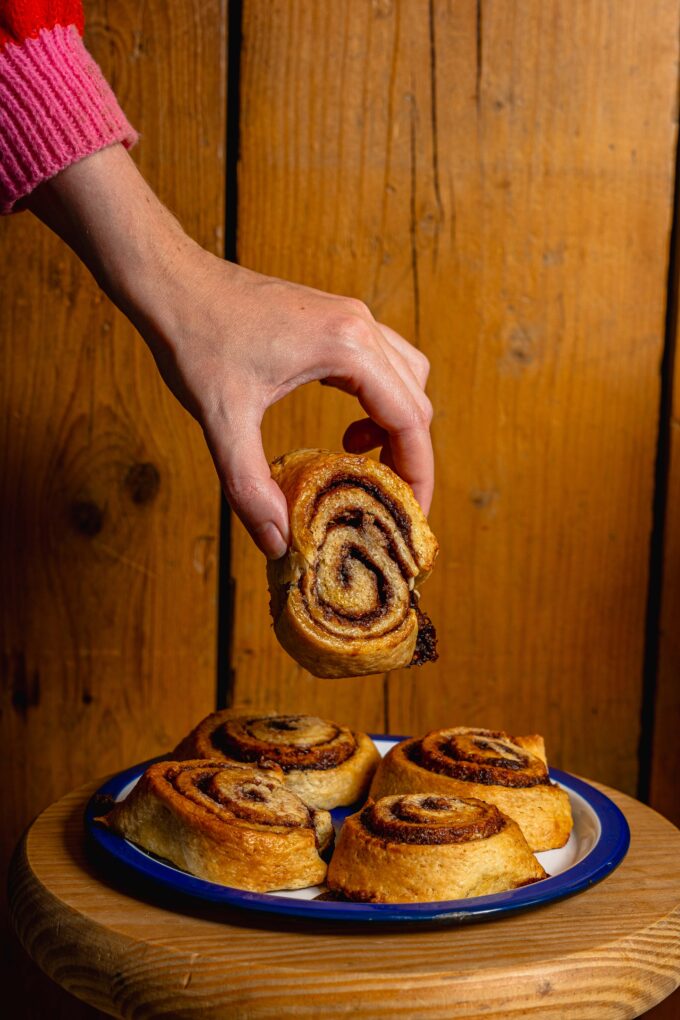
1 1 225 1011
231 0 680 798
1 0 680 1016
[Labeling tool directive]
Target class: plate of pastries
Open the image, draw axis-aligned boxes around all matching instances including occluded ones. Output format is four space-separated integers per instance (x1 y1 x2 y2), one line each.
89 450 628 923
89 711 630 924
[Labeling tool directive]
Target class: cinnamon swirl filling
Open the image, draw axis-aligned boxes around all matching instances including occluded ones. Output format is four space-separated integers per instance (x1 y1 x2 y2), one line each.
361 794 506 845
302 478 420 639
210 715 358 772
410 729 551 787
98 758 336 891
268 450 438 677
161 761 316 831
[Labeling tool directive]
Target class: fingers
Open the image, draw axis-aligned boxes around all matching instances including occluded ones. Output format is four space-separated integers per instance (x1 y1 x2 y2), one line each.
343 416 432 516
354 319 430 412
326 326 434 514
375 321 430 388
342 323 432 507
385 426 434 514
343 417 387 454
203 412 290 559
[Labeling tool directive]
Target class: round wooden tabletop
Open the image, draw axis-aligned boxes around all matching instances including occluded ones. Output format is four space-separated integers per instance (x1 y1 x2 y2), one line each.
8 778 680 1019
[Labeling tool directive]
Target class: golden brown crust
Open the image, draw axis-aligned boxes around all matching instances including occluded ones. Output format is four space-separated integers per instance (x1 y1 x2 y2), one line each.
173 710 381 809
97 760 332 892
267 449 438 678
326 793 547 902
360 793 505 844
369 728 573 852
409 728 551 787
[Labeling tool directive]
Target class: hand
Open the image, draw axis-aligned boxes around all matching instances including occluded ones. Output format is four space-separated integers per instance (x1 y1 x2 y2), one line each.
143 254 434 558
27 145 434 558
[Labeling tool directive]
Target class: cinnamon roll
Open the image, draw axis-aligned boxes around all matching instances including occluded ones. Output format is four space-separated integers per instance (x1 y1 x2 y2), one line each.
173 711 381 809
369 727 573 851
97 760 333 892
267 449 438 678
326 793 546 902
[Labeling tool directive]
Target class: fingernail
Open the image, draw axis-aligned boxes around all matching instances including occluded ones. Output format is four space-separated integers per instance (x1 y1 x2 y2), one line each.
254 521 288 559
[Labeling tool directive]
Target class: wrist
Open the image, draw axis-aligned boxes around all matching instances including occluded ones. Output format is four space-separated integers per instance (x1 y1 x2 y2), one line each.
112 217 202 341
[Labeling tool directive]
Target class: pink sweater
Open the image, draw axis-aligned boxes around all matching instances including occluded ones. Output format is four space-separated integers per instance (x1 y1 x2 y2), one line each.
0 0 137 212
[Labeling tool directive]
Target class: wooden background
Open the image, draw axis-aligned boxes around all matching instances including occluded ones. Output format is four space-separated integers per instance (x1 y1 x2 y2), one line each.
1 1 679 1016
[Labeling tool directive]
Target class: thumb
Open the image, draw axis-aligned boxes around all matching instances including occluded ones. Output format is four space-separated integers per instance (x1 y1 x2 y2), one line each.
204 417 289 559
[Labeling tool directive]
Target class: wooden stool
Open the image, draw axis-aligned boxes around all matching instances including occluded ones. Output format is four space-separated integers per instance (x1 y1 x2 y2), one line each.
8 778 680 1018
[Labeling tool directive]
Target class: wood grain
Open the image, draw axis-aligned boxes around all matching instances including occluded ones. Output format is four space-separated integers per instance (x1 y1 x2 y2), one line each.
8 777 680 1018
6 937 107 1020
231 0 679 795
0 0 225 959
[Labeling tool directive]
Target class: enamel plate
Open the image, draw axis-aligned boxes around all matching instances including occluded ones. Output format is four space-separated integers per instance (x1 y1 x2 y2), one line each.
85 736 630 924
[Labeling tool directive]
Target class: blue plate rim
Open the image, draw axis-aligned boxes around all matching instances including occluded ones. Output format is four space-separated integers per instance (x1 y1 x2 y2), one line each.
85 736 631 923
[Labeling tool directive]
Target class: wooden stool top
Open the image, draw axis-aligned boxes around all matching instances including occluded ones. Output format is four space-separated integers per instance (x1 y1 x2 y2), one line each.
9 777 680 1018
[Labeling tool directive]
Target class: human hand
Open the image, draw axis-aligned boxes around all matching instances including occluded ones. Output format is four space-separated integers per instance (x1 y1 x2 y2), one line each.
28 145 433 558
139 252 434 558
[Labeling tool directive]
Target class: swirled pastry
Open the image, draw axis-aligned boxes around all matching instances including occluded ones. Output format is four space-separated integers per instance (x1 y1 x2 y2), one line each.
369 727 573 851
174 711 381 809
267 449 438 678
97 760 333 891
326 793 546 902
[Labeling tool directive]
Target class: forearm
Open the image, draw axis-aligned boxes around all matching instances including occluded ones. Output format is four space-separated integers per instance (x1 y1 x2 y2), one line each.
26 144 198 339
25 144 434 557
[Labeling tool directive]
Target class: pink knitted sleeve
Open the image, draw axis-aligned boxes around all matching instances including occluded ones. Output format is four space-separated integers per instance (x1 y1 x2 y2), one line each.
0 1 138 213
